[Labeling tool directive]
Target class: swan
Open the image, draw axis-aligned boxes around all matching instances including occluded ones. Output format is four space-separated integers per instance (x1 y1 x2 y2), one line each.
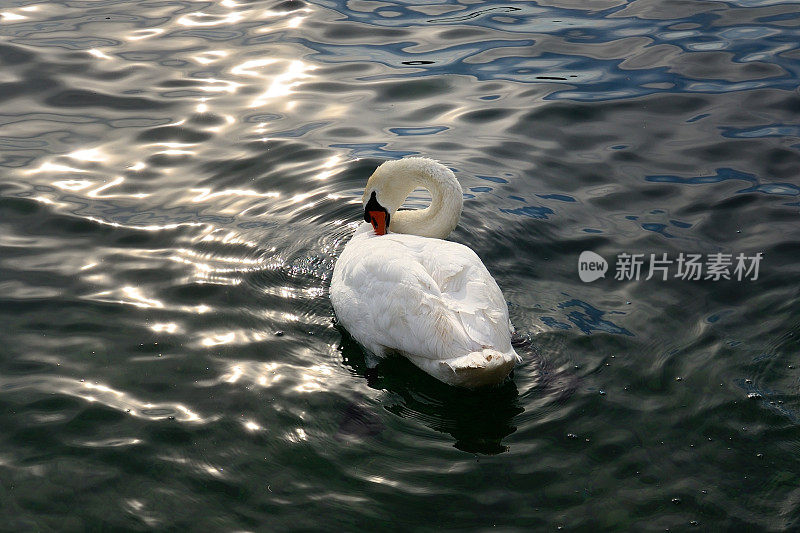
330 157 521 388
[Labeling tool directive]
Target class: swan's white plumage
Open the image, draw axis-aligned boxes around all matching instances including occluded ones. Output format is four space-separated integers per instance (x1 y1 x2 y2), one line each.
331 158 520 388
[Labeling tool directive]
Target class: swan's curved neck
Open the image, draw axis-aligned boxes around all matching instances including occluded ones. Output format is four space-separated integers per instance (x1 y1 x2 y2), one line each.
364 158 463 239
390 167 462 239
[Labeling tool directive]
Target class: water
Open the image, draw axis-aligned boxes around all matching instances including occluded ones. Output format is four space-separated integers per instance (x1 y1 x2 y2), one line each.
1 0 799 529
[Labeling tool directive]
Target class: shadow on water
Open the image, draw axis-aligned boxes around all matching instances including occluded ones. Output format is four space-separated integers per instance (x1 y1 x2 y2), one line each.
336 326 560 455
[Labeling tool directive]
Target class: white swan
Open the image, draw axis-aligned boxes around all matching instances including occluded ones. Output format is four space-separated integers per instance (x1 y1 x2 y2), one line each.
330 157 520 388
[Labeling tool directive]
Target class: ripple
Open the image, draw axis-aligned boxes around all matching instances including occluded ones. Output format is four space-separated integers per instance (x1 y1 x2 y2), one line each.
1 376 207 423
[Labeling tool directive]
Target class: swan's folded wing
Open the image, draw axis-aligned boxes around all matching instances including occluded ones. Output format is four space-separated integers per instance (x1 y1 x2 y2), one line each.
332 242 478 361
421 241 514 354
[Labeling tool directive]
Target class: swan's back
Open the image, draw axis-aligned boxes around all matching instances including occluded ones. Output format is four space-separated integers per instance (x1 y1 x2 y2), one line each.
331 225 518 387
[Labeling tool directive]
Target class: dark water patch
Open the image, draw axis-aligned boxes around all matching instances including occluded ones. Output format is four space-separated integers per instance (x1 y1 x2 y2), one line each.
320 22 409 41
273 0 307 10
333 402 384 443
326 126 371 138
373 77 451 102
459 108 516 123
0 80 57 103
137 125 212 143
45 89 172 110
0 42 35 64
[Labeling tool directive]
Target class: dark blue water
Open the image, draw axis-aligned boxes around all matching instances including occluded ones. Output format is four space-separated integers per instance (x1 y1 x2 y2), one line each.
1 0 799 530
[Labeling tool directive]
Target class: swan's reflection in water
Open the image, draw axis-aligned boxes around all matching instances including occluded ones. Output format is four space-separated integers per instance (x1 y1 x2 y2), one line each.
337 329 524 455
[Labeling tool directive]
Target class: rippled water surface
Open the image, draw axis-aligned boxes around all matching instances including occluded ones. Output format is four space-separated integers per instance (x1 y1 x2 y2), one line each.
2 0 800 529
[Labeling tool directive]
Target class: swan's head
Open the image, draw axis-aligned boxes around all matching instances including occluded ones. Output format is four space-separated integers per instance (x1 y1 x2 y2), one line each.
361 159 415 236
361 158 461 237
363 190 390 236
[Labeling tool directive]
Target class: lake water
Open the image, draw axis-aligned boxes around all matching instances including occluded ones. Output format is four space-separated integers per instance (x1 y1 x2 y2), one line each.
1 0 799 530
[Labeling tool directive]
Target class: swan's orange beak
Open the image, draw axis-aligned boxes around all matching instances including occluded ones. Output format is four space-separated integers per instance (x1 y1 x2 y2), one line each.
368 210 387 235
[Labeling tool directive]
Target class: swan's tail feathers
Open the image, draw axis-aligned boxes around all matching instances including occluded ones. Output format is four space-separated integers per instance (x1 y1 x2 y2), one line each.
435 348 518 388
